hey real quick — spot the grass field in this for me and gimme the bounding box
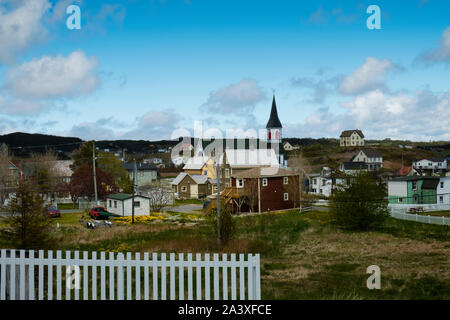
[0,209,449,299]
[417,210,450,218]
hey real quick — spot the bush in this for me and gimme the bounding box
[208,205,235,246]
[330,172,389,230]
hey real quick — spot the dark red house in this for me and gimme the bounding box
[230,167,300,213]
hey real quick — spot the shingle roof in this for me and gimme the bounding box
[171,172,188,185]
[266,95,282,128]
[106,193,132,200]
[360,148,382,158]
[190,175,209,184]
[232,167,297,179]
[340,129,364,138]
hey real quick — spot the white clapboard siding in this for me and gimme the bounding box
[0,249,261,301]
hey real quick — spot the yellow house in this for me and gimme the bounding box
[340,130,365,147]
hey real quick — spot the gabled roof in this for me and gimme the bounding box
[266,95,282,128]
[360,148,382,158]
[182,156,210,170]
[340,129,364,138]
[171,172,210,185]
[232,167,297,179]
[413,158,446,163]
[218,149,280,168]
[106,193,132,200]
[395,166,412,176]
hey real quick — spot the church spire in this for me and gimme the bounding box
[266,94,282,128]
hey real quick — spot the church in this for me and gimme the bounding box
[172,95,290,200]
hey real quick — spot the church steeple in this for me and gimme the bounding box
[266,94,282,129]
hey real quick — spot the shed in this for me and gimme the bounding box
[106,193,151,217]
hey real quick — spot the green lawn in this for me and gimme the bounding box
[0,209,449,299]
[417,210,450,218]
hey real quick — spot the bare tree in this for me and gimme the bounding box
[243,179,259,213]
[139,181,173,212]
[288,153,312,208]
[27,150,63,202]
[0,144,13,206]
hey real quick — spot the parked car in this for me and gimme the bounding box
[88,206,119,220]
[47,206,60,218]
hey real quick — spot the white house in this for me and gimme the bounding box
[413,158,447,171]
[309,167,347,197]
[437,177,450,205]
[106,193,151,216]
[351,149,383,171]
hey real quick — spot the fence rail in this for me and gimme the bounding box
[0,249,260,301]
[390,209,450,226]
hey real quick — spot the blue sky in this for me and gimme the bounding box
[1,0,450,141]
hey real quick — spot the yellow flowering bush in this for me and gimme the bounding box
[113,214,166,225]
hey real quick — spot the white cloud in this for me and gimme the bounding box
[285,88,450,141]
[0,0,51,63]
[5,51,99,99]
[201,78,265,115]
[338,57,394,95]
[417,26,450,64]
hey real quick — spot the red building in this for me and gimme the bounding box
[230,167,300,213]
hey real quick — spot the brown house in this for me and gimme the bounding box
[171,172,213,199]
[230,167,300,213]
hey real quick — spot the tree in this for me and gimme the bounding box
[208,205,235,246]
[244,179,259,213]
[69,164,119,202]
[28,150,62,201]
[330,172,389,230]
[0,144,13,206]
[71,141,132,192]
[0,181,53,249]
[288,153,312,208]
[139,181,172,212]
[97,151,132,192]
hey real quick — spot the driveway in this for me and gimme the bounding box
[163,204,203,214]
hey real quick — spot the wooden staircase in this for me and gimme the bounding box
[203,187,239,216]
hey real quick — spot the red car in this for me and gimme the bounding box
[89,206,111,220]
[47,206,61,218]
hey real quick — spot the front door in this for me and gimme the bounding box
[190,184,198,198]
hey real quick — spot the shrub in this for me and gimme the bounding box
[330,172,389,230]
[208,205,235,246]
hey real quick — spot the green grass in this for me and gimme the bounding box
[417,210,450,218]
[57,203,79,210]
[0,209,448,299]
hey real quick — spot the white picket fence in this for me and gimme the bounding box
[390,209,450,226]
[0,249,260,301]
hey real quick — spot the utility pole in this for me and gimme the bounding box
[92,140,98,205]
[132,159,136,224]
[216,161,221,246]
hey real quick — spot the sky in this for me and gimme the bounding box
[1,0,450,142]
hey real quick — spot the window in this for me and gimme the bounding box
[237,179,244,188]
[181,186,187,192]
[313,178,317,185]
[203,171,208,175]
[412,181,417,190]
[399,197,403,203]
[262,178,268,187]
[283,193,289,201]
[225,169,230,178]
[114,201,117,208]
[134,201,140,208]
[439,196,444,204]
[109,200,112,207]
[283,177,288,184]
[441,182,444,188]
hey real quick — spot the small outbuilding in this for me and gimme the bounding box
[106,193,151,217]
